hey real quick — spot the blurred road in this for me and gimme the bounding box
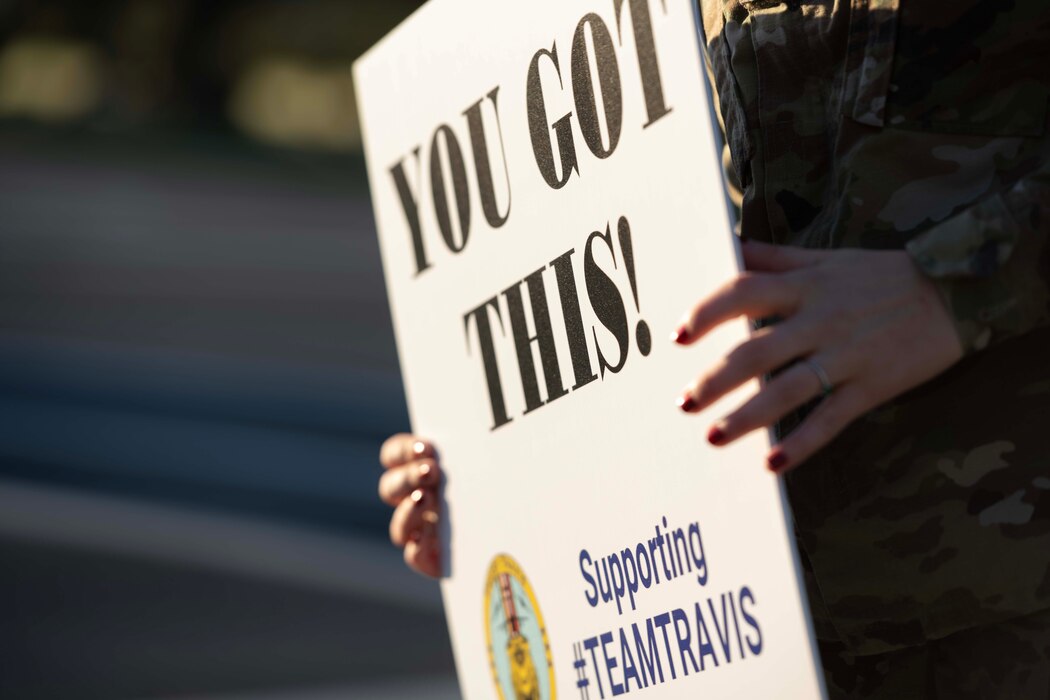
[0,535,457,699]
[0,128,405,535]
[0,128,460,698]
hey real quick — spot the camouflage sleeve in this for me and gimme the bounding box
[701,37,744,227]
[905,143,1050,353]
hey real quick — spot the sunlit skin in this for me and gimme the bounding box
[378,435,442,578]
[379,240,964,577]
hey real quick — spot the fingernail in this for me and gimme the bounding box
[410,489,425,504]
[671,327,689,344]
[422,510,440,525]
[412,441,428,456]
[677,394,699,412]
[768,450,789,473]
[418,462,433,484]
[707,425,727,446]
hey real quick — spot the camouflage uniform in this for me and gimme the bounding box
[698,0,1050,696]
[819,608,1050,698]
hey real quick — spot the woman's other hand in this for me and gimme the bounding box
[674,240,965,474]
[378,433,442,578]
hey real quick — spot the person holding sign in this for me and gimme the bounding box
[377,0,1050,697]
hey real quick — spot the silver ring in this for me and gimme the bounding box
[802,359,834,397]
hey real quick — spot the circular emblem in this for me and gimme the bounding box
[484,554,556,700]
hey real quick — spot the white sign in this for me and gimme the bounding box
[355,1,826,698]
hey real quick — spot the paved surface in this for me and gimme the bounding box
[0,132,460,698]
[0,140,407,536]
[0,531,458,699]
[153,676,461,700]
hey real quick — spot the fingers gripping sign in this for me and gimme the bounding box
[379,434,443,578]
[672,240,964,474]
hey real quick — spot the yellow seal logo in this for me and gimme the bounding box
[484,554,556,700]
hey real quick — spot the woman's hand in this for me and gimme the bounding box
[674,240,965,473]
[378,433,442,578]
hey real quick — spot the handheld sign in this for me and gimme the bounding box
[355,1,827,697]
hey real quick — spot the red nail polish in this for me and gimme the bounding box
[672,327,689,344]
[677,394,698,412]
[768,451,789,473]
[708,426,727,446]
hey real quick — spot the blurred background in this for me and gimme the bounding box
[0,1,462,697]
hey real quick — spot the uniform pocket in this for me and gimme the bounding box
[842,0,1049,136]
